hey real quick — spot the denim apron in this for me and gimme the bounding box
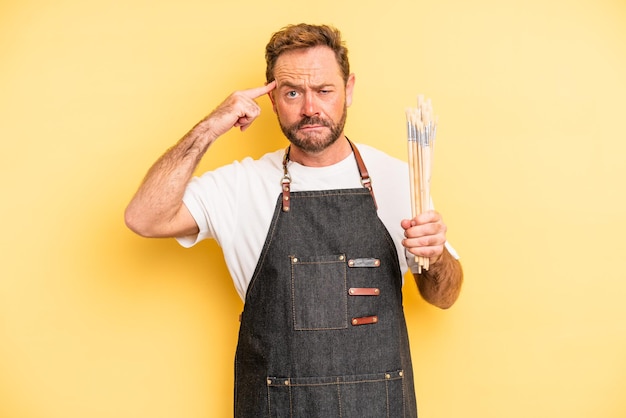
[234,141,418,417]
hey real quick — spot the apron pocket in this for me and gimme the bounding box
[267,370,406,418]
[290,254,347,330]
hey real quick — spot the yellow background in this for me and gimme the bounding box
[1,0,625,417]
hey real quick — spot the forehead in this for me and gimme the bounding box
[273,46,343,85]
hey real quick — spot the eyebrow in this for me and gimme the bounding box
[277,80,334,90]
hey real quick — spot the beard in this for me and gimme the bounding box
[278,104,348,154]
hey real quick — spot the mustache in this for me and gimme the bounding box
[296,116,331,129]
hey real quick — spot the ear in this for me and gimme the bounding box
[345,73,356,107]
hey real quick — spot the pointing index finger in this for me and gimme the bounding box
[243,80,276,99]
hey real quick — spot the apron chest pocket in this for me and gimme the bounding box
[290,254,347,330]
[267,370,406,418]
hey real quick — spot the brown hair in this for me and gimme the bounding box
[265,23,350,84]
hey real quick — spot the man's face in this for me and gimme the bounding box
[270,46,355,154]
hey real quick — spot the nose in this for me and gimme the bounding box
[301,93,320,117]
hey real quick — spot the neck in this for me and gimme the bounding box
[288,136,352,167]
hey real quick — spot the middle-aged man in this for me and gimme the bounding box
[125,23,463,417]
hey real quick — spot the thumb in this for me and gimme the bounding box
[400,219,413,230]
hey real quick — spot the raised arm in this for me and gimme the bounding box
[124,81,276,238]
[401,211,464,309]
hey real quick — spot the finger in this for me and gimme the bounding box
[412,210,441,226]
[407,244,444,261]
[405,218,445,236]
[238,117,254,131]
[403,232,446,248]
[234,116,252,130]
[242,80,276,99]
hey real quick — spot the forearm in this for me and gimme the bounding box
[124,119,215,237]
[413,247,463,309]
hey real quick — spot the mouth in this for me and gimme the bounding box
[298,124,325,131]
[297,116,329,130]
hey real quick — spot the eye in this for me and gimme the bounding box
[286,91,298,98]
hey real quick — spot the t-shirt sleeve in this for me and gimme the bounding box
[175,192,212,248]
[174,164,241,249]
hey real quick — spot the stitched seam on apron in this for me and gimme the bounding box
[267,376,404,386]
[385,378,390,418]
[337,377,343,418]
[293,191,370,199]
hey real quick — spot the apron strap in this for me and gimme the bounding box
[281,138,377,212]
[348,139,377,209]
[281,149,292,212]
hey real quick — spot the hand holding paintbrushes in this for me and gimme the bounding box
[405,95,437,273]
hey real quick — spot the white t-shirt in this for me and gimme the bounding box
[178,143,457,300]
